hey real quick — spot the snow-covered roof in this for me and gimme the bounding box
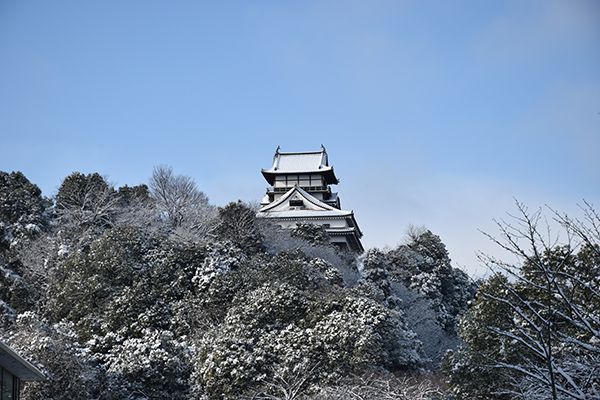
[261,146,338,185]
[261,209,352,219]
[326,227,359,235]
[0,340,45,381]
[259,186,346,214]
[257,186,362,237]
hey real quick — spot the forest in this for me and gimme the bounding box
[0,167,598,400]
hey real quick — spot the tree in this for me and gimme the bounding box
[43,226,203,398]
[0,171,51,312]
[116,184,151,206]
[355,230,476,369]
[215,200,263,253]
[55,172,119,246]
[113,184,163,234]
[385,228,477,331]
[308,371,445,400]
[260,222,360,286]
[193,276,423,399]
[291,222,330,247]
[0,171,48,232]
[442,202,600,400]
[148,166,217,242]
[3,311,127,400]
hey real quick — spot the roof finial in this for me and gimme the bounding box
[321,144,326,153]
[275,145,281,155]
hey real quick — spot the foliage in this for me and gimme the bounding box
[3,312,127,400]
[260,223,360,287]
[351,230,477,369]
[55,172,118,239]
[93,328,193,399]
[307,371,446,400]
[0,170,483,400]
[149,165,217,241]
[441,202,600,400]
[0,171,48,239]
[385,228,477,331]
[193,272,423,399]
[43,226,203,397]
[45,226,205,336]
[116,184,151,206]
[0,171,51,311]
[291,222,330,247]
[215,200,263,253]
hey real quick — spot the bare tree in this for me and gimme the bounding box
[248,364,320,400]
[307,371,445,400]
[55,172,121,247]
[149,165,217,241]
[553,199,600,257]
[474,201,600,399]
[114,184,163,234]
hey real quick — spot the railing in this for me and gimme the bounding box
[269,186,328,193]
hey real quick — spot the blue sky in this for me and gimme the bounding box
[1,0,599,275]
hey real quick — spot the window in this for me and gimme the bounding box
[287,176,299,186]
[274,176,286,188]
[299,174,310,187]
[273,174,325,188]
[290,199,304,207]
[1,368,17,400]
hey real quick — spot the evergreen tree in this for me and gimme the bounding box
[215,200,263,253]
[385,228,477,331]
[291,222,330,247]
[442,203,600,400]
[0,170,49,255]
[55,172,119,247]
[0,171,50,312]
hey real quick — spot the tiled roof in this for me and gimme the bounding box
[259,186,340,213]
[326,227,358,234]
[259,209,352,219]
[261,147,338,185]
[257,187,362,239]
[266,152,327,173]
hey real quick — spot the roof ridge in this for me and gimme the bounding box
[277,150,324,155]
[258,185,297,212]
[257,186,347,214]
[294,187,338,210]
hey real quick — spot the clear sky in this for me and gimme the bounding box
[1,0,599,276]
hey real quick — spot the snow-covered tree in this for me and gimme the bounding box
[291,222,330,247]
[308,371,445,400]
[191,252,423,399]
[385,228,477,331]
[442,202,600,400]
[54,172,121,250]
[215,200,263,253]
[0,171,49,240]
[93,328,193,399]
[0,171,51,311]
[42,226,206,397]
[3,311,127,400]
[149,165,217,241]
[113,184,162,232]
[353,228,478,368]
[0,169,469,399]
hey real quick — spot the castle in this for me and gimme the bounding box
[257,146,363,252]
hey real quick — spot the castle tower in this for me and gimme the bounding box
[257,146,364,252]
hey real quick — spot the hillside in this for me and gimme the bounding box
[1,169,597,400]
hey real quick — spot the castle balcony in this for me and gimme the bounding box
[267,186,329,194]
